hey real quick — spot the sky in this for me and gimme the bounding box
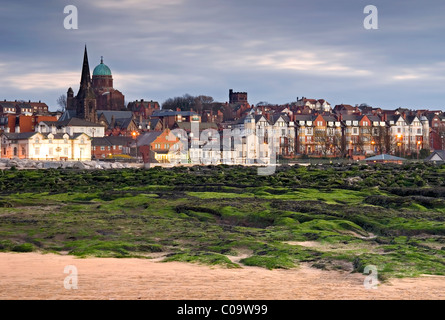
[1,0,445,111]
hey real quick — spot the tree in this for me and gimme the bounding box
[314,129,330,156]
[332,131,345,157]
[57,94,67,112]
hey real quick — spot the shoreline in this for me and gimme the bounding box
[0,252,444,300]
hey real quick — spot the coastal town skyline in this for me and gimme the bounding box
[2,0,445,110]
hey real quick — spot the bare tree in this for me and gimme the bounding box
[332,131,344,157]
[314,129,330,156]
[56,94,67,112]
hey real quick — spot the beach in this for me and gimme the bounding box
[0,252,443,300]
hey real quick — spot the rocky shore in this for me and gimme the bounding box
[0,158,142,170]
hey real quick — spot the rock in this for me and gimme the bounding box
[73,161,87,170]
[101,162,112,169]
[43,162,62,169]
[346,176,363,185]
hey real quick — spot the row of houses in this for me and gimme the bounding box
[0,110,437,164]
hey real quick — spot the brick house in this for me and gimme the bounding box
[137,129,181,163]
[91,136,134,159]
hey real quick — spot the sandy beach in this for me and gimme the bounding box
[0,252,444,300]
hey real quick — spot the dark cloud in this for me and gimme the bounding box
[1,0,445,110]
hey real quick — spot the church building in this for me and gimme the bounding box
[66,46,125,124]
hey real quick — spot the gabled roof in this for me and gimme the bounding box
[42,133,70,139]
[113,118,135,129]
[149,118,162,130]
[271,114,290,125]
[254,115,270,124]
[59,109,77,121]
[97,111,133,124]
[136,131,163,147]
[366,115,382,122]
[405,115,420,124]
[425,150,445,162]
[365,154,406,161]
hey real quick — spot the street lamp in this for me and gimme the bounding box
[396,134,403,156]
[417,140,422,161]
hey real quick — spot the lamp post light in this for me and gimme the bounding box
[396,134,403,157]
[417,140,422,161]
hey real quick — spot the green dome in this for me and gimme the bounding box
[93,58,112,76]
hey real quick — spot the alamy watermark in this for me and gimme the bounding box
[363,265,379,289]
[64,265,78,290]
[64,5,78,30]
[364,5,378,30]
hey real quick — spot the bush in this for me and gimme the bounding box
[12,243,34,252]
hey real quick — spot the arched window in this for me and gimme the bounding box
[13,147,17,157]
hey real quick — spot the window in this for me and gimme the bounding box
[48,139,53,144]
[48,148,53,156]
[353,128,359,135]
[13,147,17,156]
[64,148,68,155]
[35,147,39,156]
[306,128,313,135]
[317,121,323,126]
[101,146,105,151]
[118,146,122,150]
[21,147,25,156]
[35,138,39,144]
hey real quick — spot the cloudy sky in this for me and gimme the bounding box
[1,0,445,111]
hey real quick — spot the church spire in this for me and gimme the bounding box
[80,45,91,88]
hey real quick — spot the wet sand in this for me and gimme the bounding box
[0,253,444,300]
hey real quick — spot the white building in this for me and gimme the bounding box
[1,131,91,161]
[37,118,105,138]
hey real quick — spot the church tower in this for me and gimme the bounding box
[67,46,98,123]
